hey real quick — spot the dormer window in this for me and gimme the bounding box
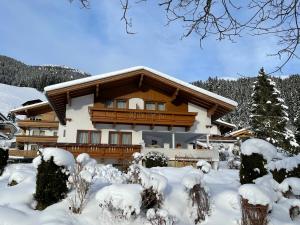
[116,99,127,109]
[157,102,166,111]
[105,99,114,108]
[145,102,156,110]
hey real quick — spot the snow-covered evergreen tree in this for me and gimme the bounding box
[295,112,300,147]
[250,68,299,155]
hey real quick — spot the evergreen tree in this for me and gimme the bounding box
[295,112,300,146]
[35,156,69,210]
[250,68,298,154]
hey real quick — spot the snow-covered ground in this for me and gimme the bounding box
[0,162,299,225]
[0,83,46,116]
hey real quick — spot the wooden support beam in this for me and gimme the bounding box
[138,74,144,88]
[67,92,71,106]
[95,84,100,97]
[172,88,179,100]
[207,104,218,117]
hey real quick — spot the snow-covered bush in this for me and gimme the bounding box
[239,184,270,225]
[278,177,300,198]
[240,139,277,184]
[96,184,143,219]
[33,148,75,210]
[269,154,300,183]
[196,160,211,173]
[146,208,176,225]
[144,152,168,168]
[182,170,210,224]
[228,156,241,170]
[0,147,8,176]
[68,153,96,214]
[139,168,167,210]
[128,163,167,210]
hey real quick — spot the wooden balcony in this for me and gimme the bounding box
[17,120,59,129]
[10,144,141,161]
[16,135,58,143]
[89,107,197,127]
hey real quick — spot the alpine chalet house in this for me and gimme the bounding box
[39,66,237,168]
[10,101,59,154]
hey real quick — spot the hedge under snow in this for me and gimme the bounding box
[241,138,277,162]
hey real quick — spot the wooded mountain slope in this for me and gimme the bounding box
[0,55,90,91]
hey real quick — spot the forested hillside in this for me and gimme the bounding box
[193,75,300,129]
[0,55,90,91]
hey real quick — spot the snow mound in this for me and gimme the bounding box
[96,184,143,218]
[279,178,300,195]
[139,168,168,193]
[94,164,126,184]
[268,154,300,172]
[33,148,75,170]
[182,170,204,189]
[239,184,272,206]
[196,160,211,173]
[241,138,277,161]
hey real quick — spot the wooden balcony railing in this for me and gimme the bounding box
[17,120,59,129]
[47,143,141,159]
[9,149,38,158]
[10,144,141,160]
[89,107,197,127]
[16,135,58,143]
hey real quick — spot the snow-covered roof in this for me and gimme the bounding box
[214,119,236,128]
[10,101,49,114]
[44,66,238,107]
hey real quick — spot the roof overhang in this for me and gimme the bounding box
[44,67,238,125]
[10,101,52,117]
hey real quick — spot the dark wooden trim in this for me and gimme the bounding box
[109,131,132,145]
[76,130,102,144]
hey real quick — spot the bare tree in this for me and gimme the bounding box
[74,0,300,73]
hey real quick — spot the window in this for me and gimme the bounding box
[91,131,101,144]
[109,132,132,145]
[53,131,57,136]
[40,130,46,136]
[145,102,156,110]
[32,130,40,136]
[76,130,101,144]
[77,130,89,144]
[31,144,39,151]
[105,99,114,108]
[116,99,127,109]
[157,103,166,111]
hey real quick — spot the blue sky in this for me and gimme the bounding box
[0,0,299,82]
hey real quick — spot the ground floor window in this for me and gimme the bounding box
[109,131,132,145]
[77,130,101,144]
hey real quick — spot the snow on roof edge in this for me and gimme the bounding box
[10,101,49,113]
[44,66,238,107]
[214,119,236,128]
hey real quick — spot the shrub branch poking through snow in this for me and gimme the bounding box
[144,152,168,168]
[128,152,168,211]
[96,184,143,219]
[33,148,75,210]
[146,208,176,225]
[182,170,210,224]
[68,153,96,214]
[240,139,277,184]
[196,160,211,174]
[0,147,8,176]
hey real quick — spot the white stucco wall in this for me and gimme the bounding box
[57,94,95,143]
[210,125,221,135]
[188,102,211,133]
